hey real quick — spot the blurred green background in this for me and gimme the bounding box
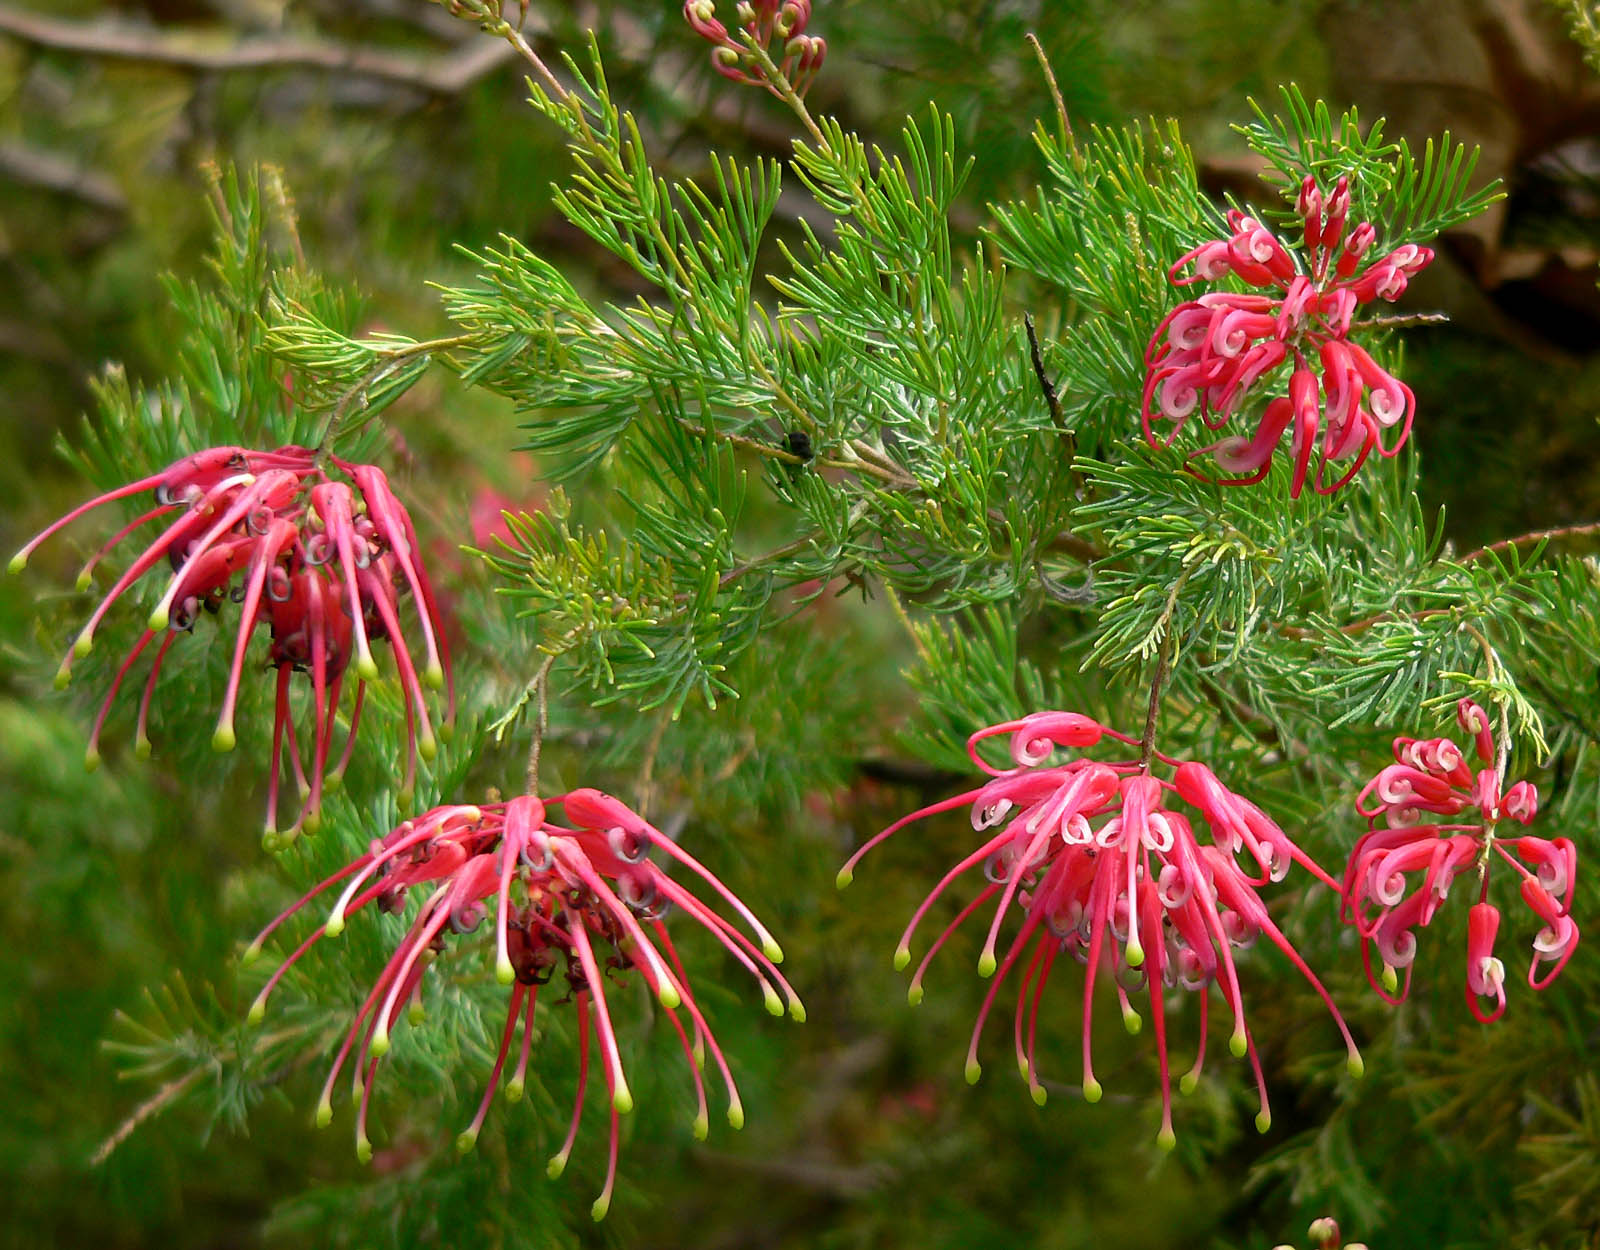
[3,1,1600,1247]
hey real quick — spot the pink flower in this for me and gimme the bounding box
[1144,175,1431,496]
[10,445,454,838]
[837,711,1360,1147]
[244,792,800,1220]
[1342,698,1579,1021]
[683,0,825,96]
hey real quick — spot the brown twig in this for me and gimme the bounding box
[90,1069,202,1167]
[1462,519,1600,565]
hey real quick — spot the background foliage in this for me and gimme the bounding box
[4,2,1600,1249]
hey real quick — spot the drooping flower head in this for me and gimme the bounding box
[838,710,1361,1147]
[1144,175,1433,497]
[1343,697,1578,1022]
[683,0,826,96]
[244,791,801,1221]
[10,445,454,838]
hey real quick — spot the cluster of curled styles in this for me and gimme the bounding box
[1343,698,1579,1023]
[837,711,1361,1148]
[243,791,802,1221]
[683,0,825,96]
[1144,174,1434,497]
[9,445,453,840]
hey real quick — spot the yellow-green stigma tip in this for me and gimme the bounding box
[83,748,100,773]
[135,736,151,760]
[301,810,322,836]
[1229,1032,1248,1059]
[496,959,515,986]
[788,999,806,1023]
[613,1087,633,1115]
[357,656,380,681]
[356,1137,373,1165]
[1157,1127,1177,1152]
[590,1198,610,1222]
[659,983,682,1009]
[1348,1053,1365,1079]
[727,1103,745,1130]
[1126,942,1144,968]
[146,608,169,633]
[53,668,71,691]
[1030,1084,1047,1107]
[418,734,437,763]
[504,1078,525,1104]
[455,1130,478,1154]
[835,868,853,889]
[892,945,911,971]
[7,552,26,575]
[212,725,236,753]
[241,942,262,966]
[408,1002,425,1026]
[1381,964,1399,993]
[397,789,415,814]
[260,830,282,853]
[1179,1072,1199,1096]
[907,984,924,1006]
[1255,1110,1271,1134]
[763,938,784,964]
[369,1032,390,1058]
[74,633,94,658]
[1083,1078,1103,1103]
[314,1100,332,1129]
[692,1111,709,1141]
[75,571,92,592]
[762,985,783,1016]
[546,1154,568,1180]
[324,914,346,938]
[425,661,445,690]
[977,951,997,978]
[1123,1010,1143,1036]
[964,1059,981,1085]
[324,771,344,793]
[247,999,266,1025]
[438,721,455,744]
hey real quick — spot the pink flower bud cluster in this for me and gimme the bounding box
[1144,175,1434,497]
[683,0,825,96]
[838,710,1361,1147]
[10,445,453,837]
[243,791,800,1221]
[1343,698,1579,1022]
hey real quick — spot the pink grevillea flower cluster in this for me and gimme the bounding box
[837,710,1361,1147]
[1144,175,1434,497]
[1343,698,1579,1023]
[683,0,826,96]
[10,445,453,838]
[244,790,801,1221]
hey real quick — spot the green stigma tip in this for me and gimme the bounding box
[1030,1084,1047,1107]
[1123,1010,1143,1036]
[369,1032,390,1058]
[504,1078,525,1104]
[964,1059,981,1085]
[301,809,321,836]
[496,959,515,986]
[546,1154,568,1180]
[613,1087,634,1115]
[1348,1053,1365,1079]
[1018,1056,1031,1078]
[455,1130,478,1155]
[397,789,414,815]
[763,938,784,964]
[789,999,806,1024]
[762,985,783,1016]
[438,721,455,744]
[324,771,344,793]
[134,736,151,760]
[8,552,26,575]
[241,942,262,966]
[893,945,911,971]
[357,656,380,681]
[146,608,169,633]
[53,669,71,691]
[1229,1032,1248,1059]
[692,1111,709,1141]
[75,571,92,592]
[407,1003,425,1026]
[907,984,924,1006]
[324,914,346,938]
[1255,1110,1271,1134]
[247,999,266,1025]
[977,951,997,978]
[261,831,282,853]
[1083,1078,1103,1104]
[74,633,95,658]
[1381,964,1399,993]
[83,748,100,773]
[315,1100,333,1129]
[727,1103,745,1131]
[355,1137,373,1165]
[425,661,445,690]
[591,1197,611,1222]
[212,725,236,753]
[1157,1127,1177,1152]
[1126,941,1144,968]
[659,983,681,1010]
[418,734,437,763]
[1179,1072,1199,1096]
[835,868,853,890]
